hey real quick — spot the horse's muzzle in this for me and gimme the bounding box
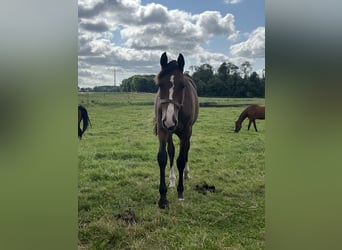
[162,119,178,133]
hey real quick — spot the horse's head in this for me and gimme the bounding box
[156,52,186,133]
[234,121,242,132]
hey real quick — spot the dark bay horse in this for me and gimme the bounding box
[154,52,199,209]
[235,104,265,132]
[78,105,91,139]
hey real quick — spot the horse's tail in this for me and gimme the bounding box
[78,105,91,136]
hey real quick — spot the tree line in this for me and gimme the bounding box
[79,61,265,98]
[191,61,265,98]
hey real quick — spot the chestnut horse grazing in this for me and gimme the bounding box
[154,52,199,209]
[235,104,265,132]
[78,105,91,139]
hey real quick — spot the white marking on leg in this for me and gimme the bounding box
[169,165,176,187]
[184,162,190,179]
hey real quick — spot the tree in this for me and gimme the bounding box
[195,79,207,96]
[216,62,242,97]
[227,62,239,75]
[121,77,135,92]
[119,61,265,98]
[217,62,229,81]
[209,76,227,97]
[191,64,214,96]
[133,75,156,93]
[120,75,157,93]
[240,61,252,78]
[192,64,214,84]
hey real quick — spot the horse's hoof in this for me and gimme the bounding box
[158,199,168,209]
[178,193,184,201]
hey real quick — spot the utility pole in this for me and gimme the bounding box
[113,68,116,86]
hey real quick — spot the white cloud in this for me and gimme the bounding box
[223,0,243,4]
[78,0,263,87]
[230,27,265,58]
[136,3,169,24]
[194,11,236,38]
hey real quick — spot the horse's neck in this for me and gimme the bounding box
[237,110,248,123]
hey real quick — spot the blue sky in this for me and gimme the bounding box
[78,0,265,87]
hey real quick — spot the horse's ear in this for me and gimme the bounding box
[177,53,185,72]
[160,52,168,69]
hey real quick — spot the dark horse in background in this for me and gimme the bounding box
[235,104,265,132]
[78,105,91,139]
[154,52,199,209]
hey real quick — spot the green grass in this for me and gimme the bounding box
[78,92,265,249]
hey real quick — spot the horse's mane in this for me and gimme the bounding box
[237,106,249,122]
[184,73,197,90]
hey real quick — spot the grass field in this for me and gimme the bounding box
[78,92,265,249]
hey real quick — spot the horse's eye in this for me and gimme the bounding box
[179,83,185,89]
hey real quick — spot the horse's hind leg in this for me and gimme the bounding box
[184,163,190,179]
[167,136,176,187]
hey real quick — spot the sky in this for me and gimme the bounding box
[78,0,265,88]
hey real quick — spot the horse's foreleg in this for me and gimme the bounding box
[158,140,168,209]
[177,138,190,200]
[167,137,176,187]
[253,120,258,132]
[247,119,252,130]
